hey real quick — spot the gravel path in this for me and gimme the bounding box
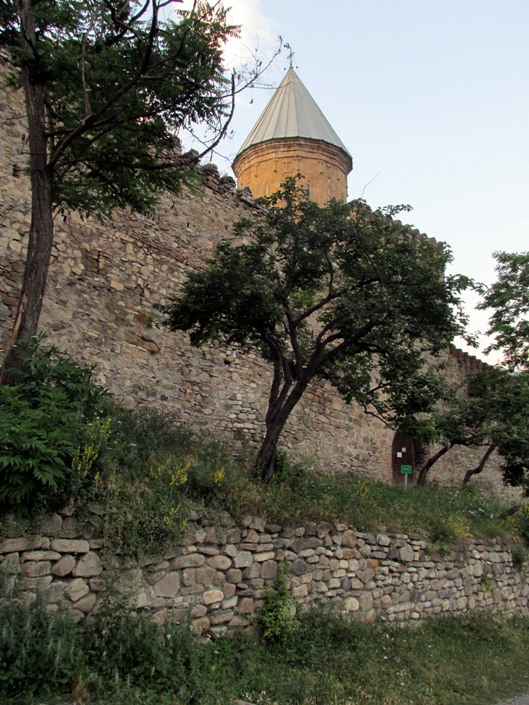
[497,696,529,705]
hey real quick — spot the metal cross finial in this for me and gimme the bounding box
[284,42,295,68]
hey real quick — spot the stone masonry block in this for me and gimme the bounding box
[51,539,90,554]
[203,589,224,605]
[72,551,102,578]
[154,572,180,598]
[65,578,89,602]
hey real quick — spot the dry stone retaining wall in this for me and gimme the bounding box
[1,512,527,634]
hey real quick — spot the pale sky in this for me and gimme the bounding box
[179,1,529,362]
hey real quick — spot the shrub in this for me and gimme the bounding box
[0,588,82,697]
[255,564,299,645]
[81,600,199,698]
[0,336,107,511]
[98,454,190,555]
[506,501,529,545]
[87,407,237,554]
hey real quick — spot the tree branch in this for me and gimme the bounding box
[416,445,451,485]
[462,444,497,485]
[48,0,160,168]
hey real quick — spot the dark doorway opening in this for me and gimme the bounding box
[392,430,416,484]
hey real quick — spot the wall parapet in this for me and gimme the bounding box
[1,511,527,636]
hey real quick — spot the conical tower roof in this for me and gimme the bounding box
[236,67,351,160]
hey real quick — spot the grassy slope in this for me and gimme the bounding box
[4,406,529,705]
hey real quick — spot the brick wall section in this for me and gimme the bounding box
[1,512,527,634]
[0,57,516,497]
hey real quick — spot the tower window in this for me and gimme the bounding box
[306,181,312,198]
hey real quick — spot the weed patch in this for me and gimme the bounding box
[0,586,82,698]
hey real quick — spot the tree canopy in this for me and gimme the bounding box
[162,178,472,481]
[464,250,529,494]
[415,367,529,488]
[412,249,529,492]
[1,0,239,215]
[0,0,268,382]
[479,251,529,371]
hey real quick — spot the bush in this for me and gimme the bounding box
[0,336,107,511]
[0,588,82,697]
[255,564,299,645]
[506,501,529,545]
[97,454,190,555]
[85,406,237,554]
[81,601,200,699]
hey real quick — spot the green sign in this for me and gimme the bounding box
[401,465,413,475]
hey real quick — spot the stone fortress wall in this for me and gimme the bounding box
[1,511,527,634]
[0,57,512,496]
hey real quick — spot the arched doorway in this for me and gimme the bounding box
[391,430,417,484]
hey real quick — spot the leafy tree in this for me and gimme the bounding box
[449,250,529,493]
[479,251,529,371]
[416,367,529,486]
[414,249,529,491]
[0,0,269,383]
[162,178,471,481]
[0,336,107,510]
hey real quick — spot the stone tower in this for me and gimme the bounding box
[232,67,352,206]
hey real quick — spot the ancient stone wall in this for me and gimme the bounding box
[1,512,527,634]
[0,57,514,496]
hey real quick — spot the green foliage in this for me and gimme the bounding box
[460,369,529,490]
[505,502,529,545]
[203,445,509,544]
[0,588,82,697]
[5,598,529,705]
[163,177,473,479]
[455,249,529,489]
[0,335,105,408]
[0,356,517,550]
[413,365,529,488]
[0,336,107,511]
[81,601,200,699]
[78,405,236,554]
[0,0,268,372]
[482,371,529,489]
[91,408,512,546]
[0,0,237,217]
[97,404,196,481]
[255,564,299,645]
[0,385,79,505]
[479,251,529,371]
[94,408,514,547]
[97,452,190,555]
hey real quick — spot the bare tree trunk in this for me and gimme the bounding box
[1,0,53,385]
[416,445,450,485]
[462,444,496,485]
[257,417,284,483]
[258,375,311,482]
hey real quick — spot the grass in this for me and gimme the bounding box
[3,596,529,705]
[3,401,529,705]
[77,403,523,554]
[231,610,529,705]
[4,341,529,705]
[2,348,524,552]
